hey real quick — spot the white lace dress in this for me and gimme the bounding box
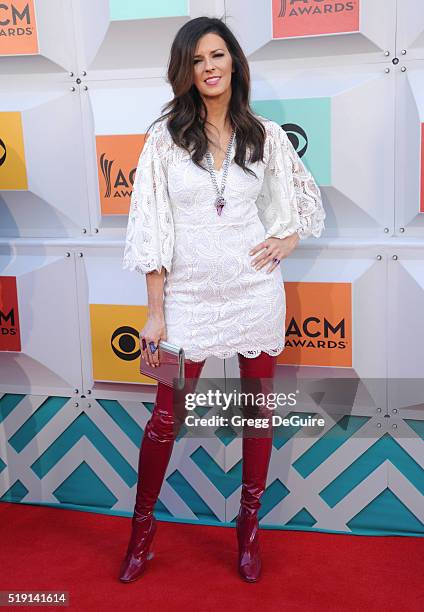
[122,114,326,362]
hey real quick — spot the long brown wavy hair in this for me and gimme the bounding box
[146,16,266,179]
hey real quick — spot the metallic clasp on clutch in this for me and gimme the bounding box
[139,339,186,390]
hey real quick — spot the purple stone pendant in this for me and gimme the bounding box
[215,196,226,216]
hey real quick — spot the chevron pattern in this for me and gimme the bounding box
[0,393,423,536]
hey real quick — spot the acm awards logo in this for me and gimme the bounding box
[278,0,355,17]
[0,306,18,336]
[285,315,347,350]
[281,282,351,367]
[0,2,33,35]
[0,276,21,351]
[96,133,145,213]
[99,153,137,200]
[0,308,17,336]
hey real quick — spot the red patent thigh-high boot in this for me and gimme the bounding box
[119,358,206,583]
[235,351,277,583]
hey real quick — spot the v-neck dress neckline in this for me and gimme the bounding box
[207,135,236,173]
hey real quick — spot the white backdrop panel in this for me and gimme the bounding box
[282,244,387,380]
[226,0,396,66]
[0,0,76,75]
[0,244,82,394]
[395,61,424,236]
[82,79,174,237]
[396,0,424,60]
[0,85,90,238]
[72,0,226,77]
[250,64,395,238]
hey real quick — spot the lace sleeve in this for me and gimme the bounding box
[255,120,326,240]
[122,120,174,275]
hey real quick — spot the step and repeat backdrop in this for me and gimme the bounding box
[0,0,423,536]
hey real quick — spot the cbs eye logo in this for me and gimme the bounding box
[0,139,6,166]
[282,123,308,158]
[111,326,141,361]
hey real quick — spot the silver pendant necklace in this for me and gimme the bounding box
[205,129,236,216]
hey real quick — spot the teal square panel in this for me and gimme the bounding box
[252,97,331,186]
[109,0,188,21]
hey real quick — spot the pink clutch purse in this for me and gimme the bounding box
[139,339,186,389]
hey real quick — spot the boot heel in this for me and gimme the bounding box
[236,507,262,582]
[119,515,157,583]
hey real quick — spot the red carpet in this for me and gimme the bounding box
[0,502,422,612]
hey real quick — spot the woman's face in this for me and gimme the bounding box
[192,32,233,99]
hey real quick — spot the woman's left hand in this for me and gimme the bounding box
[249,232,300,274]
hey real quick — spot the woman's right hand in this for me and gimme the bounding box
[139,312,167,368]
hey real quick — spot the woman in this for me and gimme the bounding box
[120,16,325,583]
